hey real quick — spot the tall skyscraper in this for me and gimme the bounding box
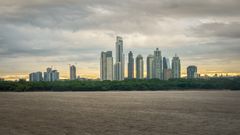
[114,36,125,81]
[100,51,113,81]
[136,55,144,79]
[172,54,181,79]
[70,65,77,80]
[187,65,198,79]
[163,57,169,70]
[163,57,172,80]
[44,67,59,82]
[29,72,43,82]
[128,51,134,79]
[153,48,163,80]
[147,54,154,79]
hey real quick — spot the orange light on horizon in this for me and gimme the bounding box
[1,72,240,81]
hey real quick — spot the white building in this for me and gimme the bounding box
[100,51,113,81]
[153,48,163,80]
[51,70,59,81]
[172,54,181,79]
[44,67,59,82]
[29,72,43,82]
[114,36,125,81]
[147,54,154,79]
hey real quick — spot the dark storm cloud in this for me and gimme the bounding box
[1,0,240,32]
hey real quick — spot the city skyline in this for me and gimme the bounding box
[2,36,240,80]
[0,0,240,80]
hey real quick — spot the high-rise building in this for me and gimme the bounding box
[44,68,52,82]
[128,51,134,79]
[70,65,77,80]
[163,57,172,80]
[100,51,113,81]
[147,54,154,79]
[172,54,181,79]
[136,55,144,79]
[114,36,125,81]
[163,57,171,70]
[163,57,167,70]
[187,65,198,79]
[153,48,163,80]
[51,70,59,81]
[29,72,43,82]
[44,67,59,82]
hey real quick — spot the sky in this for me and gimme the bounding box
[0,0,240,80]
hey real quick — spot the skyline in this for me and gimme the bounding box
[1,35,240,80]
[0,0,240,80]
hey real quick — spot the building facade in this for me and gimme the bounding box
[136,55,144,79]
[172,54,181,79]
[128,51,134,79]
[70,65,77,80]
[114,36,125,81]
[163,57,170,70]
[153,48,163,80]
[163,57,172,80]
[187,65,198,79]
[147,54,154,79]
[100,51,113,81]
[29,72,43,82]
[44,67,59,82]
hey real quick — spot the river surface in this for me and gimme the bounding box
[0,91,240,135]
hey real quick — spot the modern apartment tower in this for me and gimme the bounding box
[128,51,134,79]
[100,51,113,81]
[153,48,163,80]
[114,36,125,81]
[136,55,144,79]
[187,65,198,79]
[163,57,172,80]
[70,65,77,80]
[172,54,181,79]
[147,54,154,79]
[44,67,59,82]
[163,57,170,70]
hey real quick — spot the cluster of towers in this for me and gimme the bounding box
[29,67,59,82]
[127,49,181,80]
[29,65,79,82]
[100,36,125,81]
[100,36,181,81]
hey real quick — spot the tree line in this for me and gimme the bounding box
[0,77,239,92]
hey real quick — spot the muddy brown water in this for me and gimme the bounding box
[0,91,240,135]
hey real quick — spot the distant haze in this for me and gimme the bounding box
[0,0,240,80]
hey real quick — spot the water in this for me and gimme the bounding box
[0,91,240,135]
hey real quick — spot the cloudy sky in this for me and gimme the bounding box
[0,0,240,80]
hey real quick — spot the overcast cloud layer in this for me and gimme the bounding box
[0,0,240,79]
